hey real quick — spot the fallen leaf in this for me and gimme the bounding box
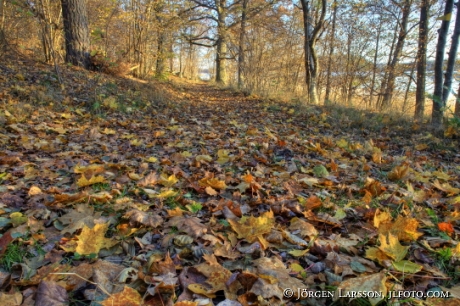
[124,209,163,228]
[378,233,408,262]
[438,222,454,234]
[35,280,68,306]
[101,286,143,306]
[228,211,274,243]
[60,223,118,255]
[334,273,387,305]
[392,260,423,273]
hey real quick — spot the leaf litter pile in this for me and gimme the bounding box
[1,62,460,306]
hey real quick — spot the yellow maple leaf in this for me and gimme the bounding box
[378,216,423,242]
[392,260,423,273]
[199,177,227,190]
[406,182,427,203]
[288,249,310,257]
[373,209,391,228]
[372,147,382,164]
[216,149,230,164]
[181,151,192,157]
[145,156,158,163]
[264,126,277,140]
[61,223,117,255]
[387,164,410,181]
[432,170,451,181]
[336,138,348,149]
[378,233,408,262]
[155,189,178,198]
[433,180,460,196]
[365,247,391,265]
[74,164,105,174]
[452,243,460,259]
[101,128,116,135]
[158,173,178,187]
[128,172,141,180]
[187,284,216,298]
[130,139,143,146]
[196,155,213,162]
[77,175,106,187]
[228,210,274,243]
[50,126,67,134]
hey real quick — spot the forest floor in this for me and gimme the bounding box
[0,59,460,306]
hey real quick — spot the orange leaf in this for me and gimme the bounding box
[101,286,143,306]
[277,139,287,147]
[305,195,322,210]
[205,186,218,195]
[242,173,254,183]
[362,190,372,205]
[438,222,454,234]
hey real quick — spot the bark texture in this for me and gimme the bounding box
[61,0,90,69]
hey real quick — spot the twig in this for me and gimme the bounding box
[49,272,112,297]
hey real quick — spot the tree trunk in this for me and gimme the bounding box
[169,41,174,73]
[377,21,398,108]
[61,0,90,69]
[215,0,228,84]
[381,0,411,109]
[441,4,460,107]
[324,0,337,104]
[156,31,167,78]
[0,0,6,50]
[403,61,416,112]
[300,0,326,105]
[432,0,454,129]
[237,0,248,89]
[344,32,352,105]
[369,21,382,108]
[415,0,429,122]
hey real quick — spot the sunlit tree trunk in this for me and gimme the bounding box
[215,0,228,84]
[403,61,416,112]
[415,0,429,122]
[377,21,398,108]
[237,0,248,89]
[324,0,337,104]
[369,21,382,108]
[432,0,454,129]
[441,5,460,107]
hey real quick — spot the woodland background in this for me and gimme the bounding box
[0,0,459,129]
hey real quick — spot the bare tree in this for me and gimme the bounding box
[380,0,412,109]
[300,0,326,104]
